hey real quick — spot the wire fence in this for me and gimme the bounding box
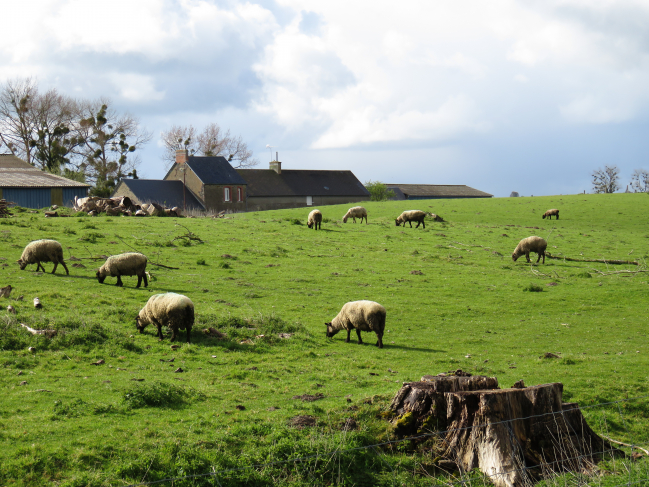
[121,394,649,487]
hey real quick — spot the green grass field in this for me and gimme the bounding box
[1,194,648,486]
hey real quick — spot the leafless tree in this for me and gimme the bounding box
[160,122,258,169]
[0,77,39,163]
[591,165,620,194]
[630,169,649,193]
[75,99,151,196]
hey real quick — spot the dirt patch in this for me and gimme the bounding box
[340,418,358,431]
[292,393,325,402]
[289,415,316,428]
[410,270,423,275]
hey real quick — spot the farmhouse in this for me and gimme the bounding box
[114,150,247,213]
[386,183,492,200]
[237,160,369,211]
[114,152,369,213]
[0,154,89,208]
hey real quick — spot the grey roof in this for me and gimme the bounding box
[386,184,493,198]
[0,154,89,188]
[114,179,205,210]
[236,169,370,197]
[164,156,247,185]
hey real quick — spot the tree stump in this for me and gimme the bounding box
[389,375,622,487]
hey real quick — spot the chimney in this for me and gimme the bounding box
[175,149,189,164]
[270,160,282,174]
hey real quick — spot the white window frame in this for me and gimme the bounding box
[306,196,313,206]
[224,187,231,202]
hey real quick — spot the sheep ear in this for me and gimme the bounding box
[324,322,331,326]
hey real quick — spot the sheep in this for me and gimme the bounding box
[96,252,148,287]
[325,300,386,348]
[512,236,547,264]
[136,293,194,343]
[395,210,427,228]
[307,209,323,230]
[342,206,368,224]
[542,209,560,220]
[18,239,69,275]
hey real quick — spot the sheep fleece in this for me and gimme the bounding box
[98,253,147,279]
[138,293,194,333]
[19,239,69,274]
[512,236,547,263]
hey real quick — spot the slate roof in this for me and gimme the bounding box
[386,184,492,199]
[236,169,370,197]
[164,156,247,185]
[0,154,89,188]
[114,179,205,210]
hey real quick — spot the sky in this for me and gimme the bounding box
[2,0,649,197]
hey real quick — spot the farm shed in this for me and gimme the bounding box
[386,184,492,200]
[0,154,89,208]
[112,179,205,211]
[237,160,369,211]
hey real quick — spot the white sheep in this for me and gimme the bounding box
[542,209,560,220]
[325,300,386,348]
[342,206,368,224]
[136,293,195,343]
[96,253,148,287]
[18,240,69,275]
[307,209,323,230]
[512,236,547,264]
[395,210,427,228]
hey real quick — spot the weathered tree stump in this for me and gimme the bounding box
[389,375,622,487]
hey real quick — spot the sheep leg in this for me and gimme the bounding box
[186,327,191,343]
[136,275,142,288]
[143,272,149,288]
[376,334,383,348]
[525,251,531,263]
[345,329,351,343]
[151,318,164,340]
[408,221,412,228]
[51,262,59,274]
[356,329,363,345]
[60,260,69,275]
[170,329,177,342]
[36,262,46,272]
[116,275,124,287]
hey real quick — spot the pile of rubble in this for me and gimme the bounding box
[73,196,180,217]
[0,199,12,217]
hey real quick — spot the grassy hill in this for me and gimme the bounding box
[1,194,648,486]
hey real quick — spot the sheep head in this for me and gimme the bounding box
[325,322,339,338]
[342,215,348,223]
[395,218,402,226]
[17,259,28,270]
[511,252,520,262]
[135,316,146,333]
[307,221,313,228]
[96,270,106,283]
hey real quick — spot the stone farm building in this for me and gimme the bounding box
[386,184,492,200]
[114,150,369,212]
[0,154,89,208]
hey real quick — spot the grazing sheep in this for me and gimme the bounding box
[342,206,368,224]
[395,210,427,229]
[512,236,547,264]
[542,209,560,220]
[307,209,323,230]
[18,240,69,275]
[136,293,194,343]
[96,253,148,287]
[325,300,386,348]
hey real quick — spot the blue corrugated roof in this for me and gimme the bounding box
[115,179,205,210]
[185,156,247,185]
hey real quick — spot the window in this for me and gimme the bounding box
[224,187,231,202]
[237,187,243,202]
[306,196,313,206]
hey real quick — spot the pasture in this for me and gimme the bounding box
[0,193,648,486]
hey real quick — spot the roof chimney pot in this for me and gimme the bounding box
[270,160,282,174]
[175,149,189,164]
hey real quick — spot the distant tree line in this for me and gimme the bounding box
[592,165,649,194]
[0,78,258,197]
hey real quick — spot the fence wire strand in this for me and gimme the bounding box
[121,393,649,487]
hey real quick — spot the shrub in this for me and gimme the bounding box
[122,382,205,409]
[522,283,544,292]
[197,258,206,266]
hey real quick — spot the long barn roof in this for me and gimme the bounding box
[236,169,369,197]
[386,184,492,198]
[0,154,89,188]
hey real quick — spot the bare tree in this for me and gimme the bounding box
[0,77,39,163]
[75,100,151,196]
[630,169,649,193]
[160,122,258,169]
[592,165,620,193]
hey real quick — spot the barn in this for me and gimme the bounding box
[0,154,89,208]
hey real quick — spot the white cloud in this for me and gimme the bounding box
[109,73,166,102]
